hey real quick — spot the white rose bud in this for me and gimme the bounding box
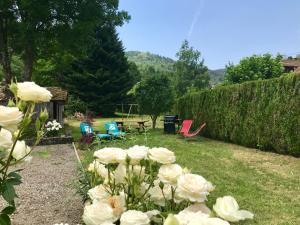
[0,128,13,149]
[12,140,31,160]
[120,210,150,225]
[148,147,176,164]
[0,106,23,131]
[17,82,52,103]
[213,196,254,222]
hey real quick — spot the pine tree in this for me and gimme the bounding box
[61,25,134,115]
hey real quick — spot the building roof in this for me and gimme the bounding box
[282,59,300,67]
[0,86,68,102]
[46,87,68,101]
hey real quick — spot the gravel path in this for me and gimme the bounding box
[1,144,83,225]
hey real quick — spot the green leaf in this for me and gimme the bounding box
[1,206,15,215]
[7,171,22,180]
[0,214,11,225]
[2,183,17,204]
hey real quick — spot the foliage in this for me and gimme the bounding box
[61,25,135,116]
[65,95,87,116]
[126,51,224,86]
[176,74,300,156]
[174,40,210,96]
[134,74,174,128]
[224,54,284,84]
[0,0,130,83]
[0,82,49,224]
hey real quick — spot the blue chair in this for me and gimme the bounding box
[105,122,126,139]
[80,123,111,141]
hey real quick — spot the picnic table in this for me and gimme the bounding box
[116,120,149,133]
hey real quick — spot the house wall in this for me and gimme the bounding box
[35,101,65,126]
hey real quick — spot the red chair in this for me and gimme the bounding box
[178,120,193,134]
[183,123,206,138]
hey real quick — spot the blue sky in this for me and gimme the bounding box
[118,0,300,69]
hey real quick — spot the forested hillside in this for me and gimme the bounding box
[126,51,225,85]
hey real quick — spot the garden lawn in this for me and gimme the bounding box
[67,119,300,225]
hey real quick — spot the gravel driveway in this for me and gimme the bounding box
[0,144,83,225]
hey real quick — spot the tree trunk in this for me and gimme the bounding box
[151,115,158,129]
[23,45,35,81]
[0,14,13,85]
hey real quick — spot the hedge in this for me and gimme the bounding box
[175,74,300,156]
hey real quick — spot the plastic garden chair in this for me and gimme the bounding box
[80,122,111,143]
[105,122,126,139]
[178,120,193,134]
[183,122,206,138]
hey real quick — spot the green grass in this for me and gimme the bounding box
[66,119,300,225]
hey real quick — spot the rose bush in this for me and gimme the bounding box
[0,81,50,224]
[81,145,254,225]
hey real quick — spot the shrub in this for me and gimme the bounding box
[175,74,300,156]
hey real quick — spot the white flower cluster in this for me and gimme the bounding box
[46,120,62,132]
[83,146,254,225]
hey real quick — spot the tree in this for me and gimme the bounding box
[174,40,210,96]
[135,74,174,128]
[0,0,129,83]
[224,54,284,84]
[61,25,134,116]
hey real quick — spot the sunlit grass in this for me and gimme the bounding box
[66,119,300,225]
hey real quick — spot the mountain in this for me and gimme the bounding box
[126,51,175,73]
[126,51,225,85]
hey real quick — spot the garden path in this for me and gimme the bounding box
[1,144,82,225]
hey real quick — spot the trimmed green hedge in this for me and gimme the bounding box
[175,74,300,156]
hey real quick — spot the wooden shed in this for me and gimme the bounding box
[38,87,68,126]
[0,86,68,126]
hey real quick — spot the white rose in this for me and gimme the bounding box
[148,147,175,164]
[188,218,230,225]
[158,164,183,185]
[148,181,172,206]
[175,203,211,225]
[182,203,211,216]
[94,148,126,164]
[17,82,52,103]
[213,196,254,222]
[0,128,13,149]
[82,201,118,225]
[177,174,213,202]
[12,140,31,160]
[114,164,127,184]
[0,106,23,131]
[87,185,110,202]
[164,214,180,225]
[87,160,108,178]
[127,145,148,165]
[120,210,150,225]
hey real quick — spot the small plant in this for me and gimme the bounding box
[45,120,62,137]
[80,146,254,225]
[0,81,52,224]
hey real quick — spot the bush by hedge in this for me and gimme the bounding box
[175,74,300,156]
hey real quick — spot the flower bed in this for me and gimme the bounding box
[26,136,73,146]
[80,146,254,225]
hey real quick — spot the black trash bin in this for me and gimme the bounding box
[163,115,179,134]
